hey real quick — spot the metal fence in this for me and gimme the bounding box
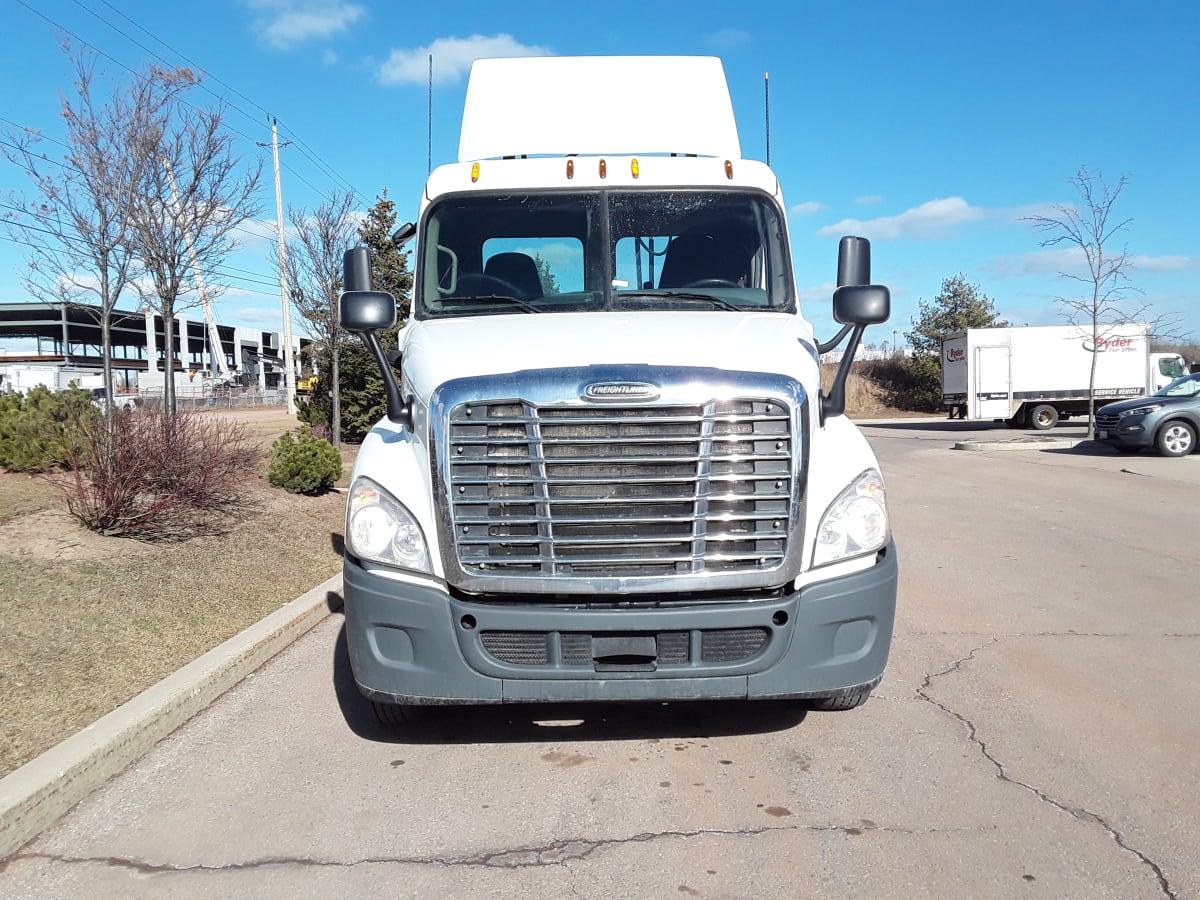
[135,388,288,411]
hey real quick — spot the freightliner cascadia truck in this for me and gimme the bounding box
[337,56,897,722]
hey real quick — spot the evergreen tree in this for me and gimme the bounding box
[887,274,1007,411]
[906,274,1007,356]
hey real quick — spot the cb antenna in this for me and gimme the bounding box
[427,54,433,174]
[764,72,771,166]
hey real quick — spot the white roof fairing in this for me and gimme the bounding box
[457,56,742,162]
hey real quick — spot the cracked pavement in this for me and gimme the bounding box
[2,421,1197,898]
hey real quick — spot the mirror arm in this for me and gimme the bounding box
[816,324,854,356]
[820,324,867,422]
[356,331,412,428]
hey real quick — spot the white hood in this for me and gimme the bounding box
[400,310,817,400]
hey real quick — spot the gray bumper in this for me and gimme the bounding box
[343,541,897,705]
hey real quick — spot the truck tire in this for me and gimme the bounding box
[1028,404,1058,431]
[807,686,873,711]
[371,700,425,725]
[1156,421,1196,458]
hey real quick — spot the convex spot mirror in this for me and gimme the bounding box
[833,284,890,326]
[340,291,398,333]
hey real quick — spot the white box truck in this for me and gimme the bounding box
[941,324,1188,429]
[336,56,897,721]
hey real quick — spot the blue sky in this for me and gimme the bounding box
[3,0,1198,348]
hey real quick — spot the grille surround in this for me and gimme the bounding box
[431,365,808,594]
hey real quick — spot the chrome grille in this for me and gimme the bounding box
[1095,413,1120,430]
[447,397,793,579]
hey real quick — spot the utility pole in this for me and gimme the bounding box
[263,119,297,415]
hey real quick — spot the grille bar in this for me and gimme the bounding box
[447,394,794,580]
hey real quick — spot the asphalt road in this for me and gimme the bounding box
[2,419,1197,899]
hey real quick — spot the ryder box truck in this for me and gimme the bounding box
[336,56,897,721]
[941,324,1188,430]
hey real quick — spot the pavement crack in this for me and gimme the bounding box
[917,637,1178,900]
[2,823,990,876]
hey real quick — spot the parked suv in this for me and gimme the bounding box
[1095,373,1200,457]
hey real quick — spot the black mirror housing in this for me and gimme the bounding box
[340,290,398,333]
[833,284,890,326]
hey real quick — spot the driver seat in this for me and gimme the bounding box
[658,233,751,289]
[484,252,544,301]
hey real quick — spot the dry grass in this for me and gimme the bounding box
[0,409,355,777]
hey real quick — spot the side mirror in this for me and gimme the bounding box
[340,247,411,429]
[833,284,890,326]
[339,291,398,333]
[392,222,417,248]
[820,237,891,421]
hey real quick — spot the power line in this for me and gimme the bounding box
[13,0,368,210]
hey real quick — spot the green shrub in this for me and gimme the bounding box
[268,431,342,495]
[0,386,98,473]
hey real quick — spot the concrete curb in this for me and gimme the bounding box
[0,573,342,859]
[952,438,1086,452]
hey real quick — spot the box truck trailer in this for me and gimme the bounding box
[941,324,1188,429]
[336,56,898,721]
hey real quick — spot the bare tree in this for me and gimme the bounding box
[1025,166,1151,438]
[129,81,261,414]
[1,47,181,421]
[286,190,358,447]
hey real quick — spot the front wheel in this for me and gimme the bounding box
[1028,404,1059,431]
[371,700,426,725]
[807,686,873,711]
[1156,421,1196,458]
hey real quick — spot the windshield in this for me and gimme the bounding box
[415,189,792,319]
[1155,372,1200,398]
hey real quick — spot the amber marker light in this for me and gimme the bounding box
[566,159,574,179]
[599,159,607,179]
[631,158,640,178]
[724,160,733,180]
[471,162,480,182]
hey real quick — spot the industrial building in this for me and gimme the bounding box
[0,301,300,393]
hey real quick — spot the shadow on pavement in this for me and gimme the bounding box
[330,622,810,744]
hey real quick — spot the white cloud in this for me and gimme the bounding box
[1130,254,1200,272]
[378,34,552,87]
[983,248,1085,279]
[706,29,752,48]
[322,49,339,66]
[855,195,884,206]
[818,197,985,240]
[245,1,365,50]
[789,201,824,218]
[985,249,1200,280]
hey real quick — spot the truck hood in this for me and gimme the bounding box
[400,310,817,400]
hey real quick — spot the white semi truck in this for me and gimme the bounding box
[337,56,897,720]
[941,324,1189,429]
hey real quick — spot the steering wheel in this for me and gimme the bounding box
[682,278,740,289]
[452,273,524,299]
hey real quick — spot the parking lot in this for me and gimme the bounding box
[1,418,1196,899]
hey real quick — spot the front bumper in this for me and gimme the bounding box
[1096,417,1154,448]
[343,541,897,705]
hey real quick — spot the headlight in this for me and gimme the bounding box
[1119,404,1161,417]
[346,477,431,573]
[813,469,889,567]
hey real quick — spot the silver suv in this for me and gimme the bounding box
[1095,373,1200,457]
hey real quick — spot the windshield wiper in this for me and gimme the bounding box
[447,294,543,313]
[617,291,742,311]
